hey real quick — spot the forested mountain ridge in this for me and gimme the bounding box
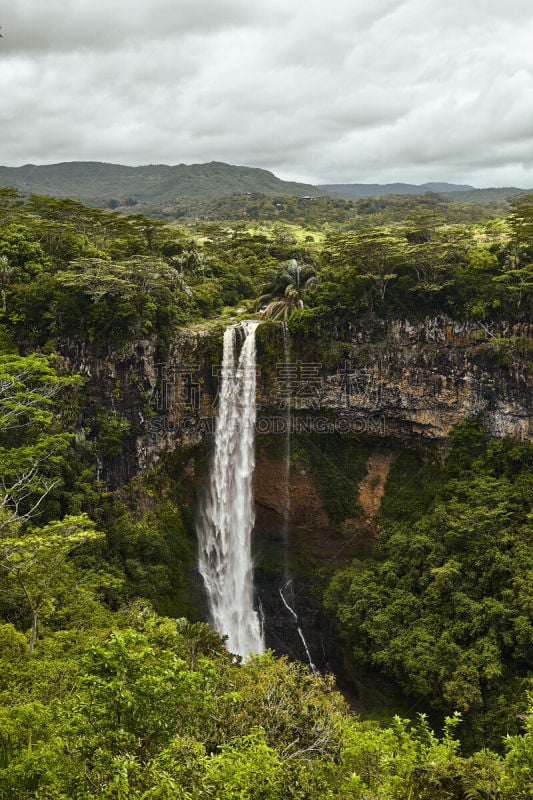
[0,161,528,212]
[0,161,324,205]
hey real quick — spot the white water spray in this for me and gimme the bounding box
[197,321,264,658]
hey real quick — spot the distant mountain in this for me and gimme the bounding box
[318,181,475,199]
[441,187,527,203]
[0,161,323,205]
[0,162,528,210]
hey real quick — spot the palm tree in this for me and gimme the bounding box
[256,259,317,321]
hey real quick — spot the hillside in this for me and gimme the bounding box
[175,190,509,225]
[320,182,529,205]
[318,181,475,198]
[444,186,527,203]
[0,160,323,205]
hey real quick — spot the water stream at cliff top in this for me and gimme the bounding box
[197,321,264,658]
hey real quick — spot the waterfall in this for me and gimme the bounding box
[281,321,291,585]
[279,581,316,673]
[197,321,264,658]
[278,323,316,672]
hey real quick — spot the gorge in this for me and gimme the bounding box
[53,314,532,674]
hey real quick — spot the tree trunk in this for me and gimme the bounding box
[29,610,38,656]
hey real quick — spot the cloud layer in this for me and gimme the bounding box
[1,0,533,186]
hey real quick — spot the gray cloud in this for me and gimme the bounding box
[1,0,533,186]
[0,0,255,52]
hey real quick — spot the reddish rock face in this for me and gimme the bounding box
[253,453,329,530]
[251,448,390,673]
[358,451,395,521]
[252,448,396,570]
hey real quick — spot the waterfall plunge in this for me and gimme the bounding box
[197,322,264,658]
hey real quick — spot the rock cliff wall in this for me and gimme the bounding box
[56,316,531,487]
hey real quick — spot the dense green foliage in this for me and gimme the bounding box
[0,345,194,630]
[1,608,532,799]
[326,421,533,751]
[0,190,303,351]
[184,190,514,227]
[297,199,533,323]
[2,188,532,356]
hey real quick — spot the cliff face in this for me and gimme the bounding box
[54,315,531,669]
[56,315,531,486]
[258,316,531,441]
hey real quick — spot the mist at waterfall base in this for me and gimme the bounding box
[197,322,265,658]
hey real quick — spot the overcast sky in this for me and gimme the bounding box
[1,0,533,186]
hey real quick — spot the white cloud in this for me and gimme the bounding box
[0,0,532,186]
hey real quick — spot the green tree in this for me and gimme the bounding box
[500,693,533,799]
[494,194,533,311]
[326,431,533,749]
[0,514,104,653]
[257,259,318,320]
[0,353,79,528]
[55,256,182,303]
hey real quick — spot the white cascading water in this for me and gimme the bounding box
[197,321,265,658]
[280,322,291,585]
[279,581,316,673]
[278,323,316,672]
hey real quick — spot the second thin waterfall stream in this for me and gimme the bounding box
[197,321,264,658]
[279,322,316,673]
